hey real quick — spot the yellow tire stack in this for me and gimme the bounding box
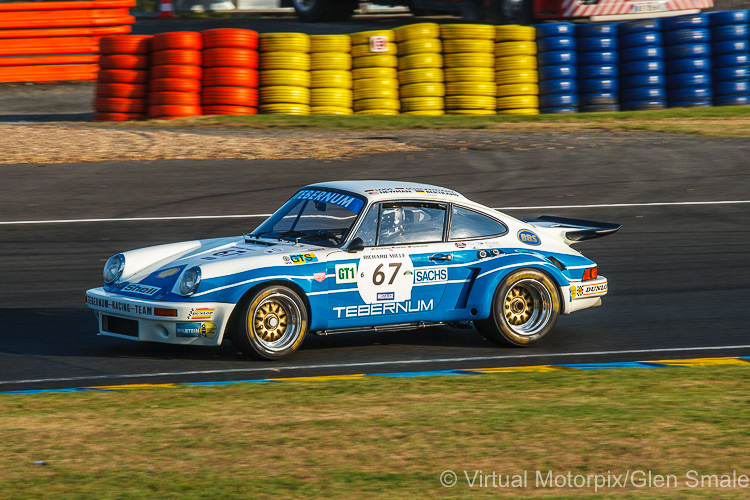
[440,24,496,115]
[495,25,539,115]
[394,23,444,116]
[309,34,352,115]
[259,32,311,115]
[350,30,399,115]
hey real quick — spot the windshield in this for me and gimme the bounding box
[249,189,366,247]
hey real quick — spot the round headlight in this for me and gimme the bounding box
[103,254,125,284]
[179,267,201,296]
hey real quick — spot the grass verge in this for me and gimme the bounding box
[89,105,750,137]
[2,366,750,499]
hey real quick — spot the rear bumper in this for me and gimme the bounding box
[561,276,608,315]
[86,287,235,346]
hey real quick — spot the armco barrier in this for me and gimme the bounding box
[0,0,134,83]
[92,11,750,121]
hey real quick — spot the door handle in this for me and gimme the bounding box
[429,253,453,262]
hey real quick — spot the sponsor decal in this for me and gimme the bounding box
[377,292,395,301]
[284,253,318,265]
[156,268,180,278]
[188,307,214,320]
[313,272,327,283]
[88,295,153,316]
[518,229,541,246]
[176,323,201,338]
[571,282,608,300]
[335,263,357,284]
[265,247,284,254]
[333,299,434,318]
[362,187,460,197]
[414,267,448,284]
[455,242,466,249]
[293,189,365,212]
[176,322,217,338]
[211,248,254,258]
[121,283,162,297]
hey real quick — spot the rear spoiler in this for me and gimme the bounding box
[521,216,621,244]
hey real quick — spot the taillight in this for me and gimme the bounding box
[582,267,598,281]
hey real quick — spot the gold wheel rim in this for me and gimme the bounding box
[253,300,288,343]
[502,279,553,336]
[504,286,533,326]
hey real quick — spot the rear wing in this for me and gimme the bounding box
[521,216,621,245]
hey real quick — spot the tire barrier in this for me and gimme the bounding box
[148,32,202,119]
[94,34,151,121]
[440,24,496,115]
[663,15,713,108]
[495,25,539,115]
[91,13,750,121]
[351,30,399,115]
[201,29,259,116]
[618,19,666,111]
[394,23,444,116]
[537,23,578,113]
[309,34,353,115]
[707,10,750,106]
[0,0,134,83]
[576,23,619,112]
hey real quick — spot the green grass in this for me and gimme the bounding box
[2,366,750,498]
[87,105,750,137]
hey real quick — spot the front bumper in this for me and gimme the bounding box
[561,276,608,315]
[86,287,235,346]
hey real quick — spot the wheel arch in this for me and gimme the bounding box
[224,279,312,342]
[472,261,566,320]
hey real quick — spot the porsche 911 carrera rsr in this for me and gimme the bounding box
[86,181,620,359]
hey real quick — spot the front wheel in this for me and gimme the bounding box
[475,269,560,346]
[234,286,308,359]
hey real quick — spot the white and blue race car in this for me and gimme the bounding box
[86,181,620,359]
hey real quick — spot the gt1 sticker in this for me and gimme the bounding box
[517,229,541,246]
[356,252,414,304]
[335,263,357,284]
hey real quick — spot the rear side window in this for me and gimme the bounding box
[449,206,507,240]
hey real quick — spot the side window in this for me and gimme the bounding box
[353,204,379,247]
[449,206,507,240]
[378,202,446,246]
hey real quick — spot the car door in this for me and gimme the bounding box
[325,201,454,329]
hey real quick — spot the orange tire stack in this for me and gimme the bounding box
[148,32,202,120]
[201,28,259,116]
[95,35,151,122]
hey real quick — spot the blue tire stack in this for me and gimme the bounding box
[618,19,666,110]
[536,23,578,113]
[707,10,750,106]
[576,23,619,112]
[663,14,713,107]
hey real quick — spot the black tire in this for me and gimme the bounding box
[233,286,308,360]
[293,0,357,22]
[475,269,560,346]
[486,0,532,25]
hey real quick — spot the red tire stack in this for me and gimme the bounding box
[200,29,259,115]
[148,32,203,120]
[95,35,152,122]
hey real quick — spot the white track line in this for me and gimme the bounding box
[0,200,748,226]
[2,344,749,386]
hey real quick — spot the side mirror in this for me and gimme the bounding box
[347,237,365,253]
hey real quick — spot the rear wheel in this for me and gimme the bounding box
[293,0,357,22]
[475,269,560,346]
[234,286,308,359]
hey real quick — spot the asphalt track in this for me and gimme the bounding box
[1,130,750,392]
